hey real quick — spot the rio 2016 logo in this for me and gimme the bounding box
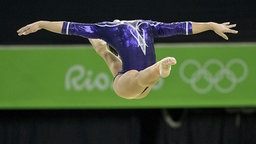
[179,59,248,94]
[65,65,164,91]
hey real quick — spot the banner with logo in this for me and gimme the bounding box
[0,43,255,109]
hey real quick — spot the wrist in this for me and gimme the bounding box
[37,21,48,29]
[208,22,216,31]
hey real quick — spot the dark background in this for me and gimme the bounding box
[1,0,256,144]
[1,0,255,44]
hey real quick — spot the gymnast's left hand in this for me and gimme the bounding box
[211,22,238,40]
[17,21,42,36]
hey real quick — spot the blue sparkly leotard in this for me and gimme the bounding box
[62,20,192,76]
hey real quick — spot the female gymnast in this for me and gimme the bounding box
[17,20,238,99]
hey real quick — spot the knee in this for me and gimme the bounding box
[96,46,108,56]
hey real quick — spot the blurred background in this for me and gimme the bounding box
[1,0,256,143]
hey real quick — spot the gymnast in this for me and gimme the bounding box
[17,19,238,99]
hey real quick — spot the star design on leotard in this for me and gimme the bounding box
[129,21,148,55]
[96,20,149,55]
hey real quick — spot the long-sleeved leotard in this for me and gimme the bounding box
[61,20,192,75]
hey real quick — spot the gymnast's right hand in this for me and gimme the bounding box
[17,21,42,36]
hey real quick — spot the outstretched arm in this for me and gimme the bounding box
[152,21,238,40]
[192,22,238,40]
[17,21,63,36]
[18,21,101,39]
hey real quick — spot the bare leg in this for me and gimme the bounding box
[113,57,176,99]
[137,57,176,86]
[88,39,176,99]
[88,39,122,76]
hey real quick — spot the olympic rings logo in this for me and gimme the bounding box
[179,59,248,94]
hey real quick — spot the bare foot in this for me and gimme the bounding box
[159,57,177,78]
